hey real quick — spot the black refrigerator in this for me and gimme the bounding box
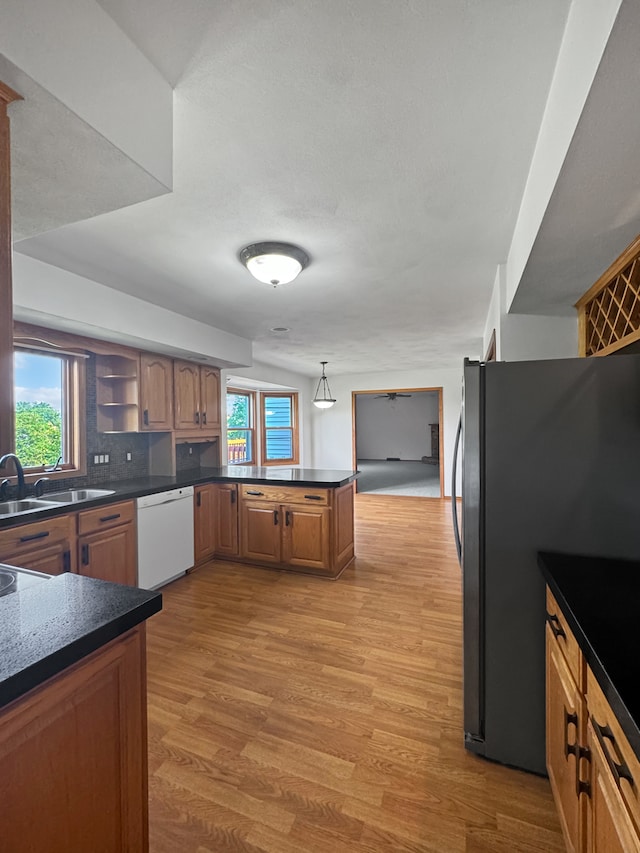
[451,355,640,775]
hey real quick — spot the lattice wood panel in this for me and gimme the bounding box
[576,234,640,356]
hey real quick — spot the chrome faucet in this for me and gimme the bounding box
[0,454,26,500]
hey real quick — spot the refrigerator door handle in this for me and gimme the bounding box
[451,413,462,566]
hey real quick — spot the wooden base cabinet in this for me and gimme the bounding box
[213,483,239,557]
[194,483,216,564]
[78,500,137,586]
[0,627,149,853]
[237,481,354,578]
[546,586,640,853]
[0,514,76,575]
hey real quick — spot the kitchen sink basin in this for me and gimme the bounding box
[43,488,116,503]
[0,499,59,516]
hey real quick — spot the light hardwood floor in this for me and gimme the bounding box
[146,495,564,853]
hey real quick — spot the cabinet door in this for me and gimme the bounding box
[173,360,200,430]
[0,628,148,853]
[282,505,331,572]
[1,542,72,575]
[79,522,137,586]
[140,354,173,431]
[214,483,238,557]
[200,366,221,431]
[546,624,584,853]
[586,719,640,852]
[240,501,281,563]
[194,484,215,564]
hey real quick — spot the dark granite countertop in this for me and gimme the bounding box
[0,467,359,529]
[0,567,161,709]
[539,551,640,761]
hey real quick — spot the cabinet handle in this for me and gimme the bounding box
[197,491,201,507]
[274,509,279,525]
[99,513,121,523]
[203,412,207,425]
[247,490,263,496]
[143,409,149,426]
[592,719,634,788]
[564,709,579,758]
[546,612,566,640]
[286,510,291,526]
[195,411,200,425]
[576,746,591,798]
[63,549,71,572]
[19,530,50,543]
[230,490,236,504]
[81,543,90,566]
[304,494,322,500]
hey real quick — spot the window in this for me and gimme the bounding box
[13,348,85,476]
[261,393,299,465]
[226,389,255,465]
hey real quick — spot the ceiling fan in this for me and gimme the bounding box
[375,392,412,400]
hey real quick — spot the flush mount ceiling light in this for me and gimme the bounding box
[239,242,310,286]
[313,362,336,409]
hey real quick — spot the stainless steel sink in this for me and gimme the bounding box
[43,488,116,503]
[0,499,59,516]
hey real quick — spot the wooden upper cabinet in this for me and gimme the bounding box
[173,360,201,430]
[174,360,221,432]
[140,354,173,431]
[200,366,221,431]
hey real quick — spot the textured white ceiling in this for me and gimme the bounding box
[11,0,572,375]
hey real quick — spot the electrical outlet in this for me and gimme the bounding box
[126,452,132,462]
[188,446,193,455]
[105,453,109,463]
[94,454,99,465]
[99,455,105,464]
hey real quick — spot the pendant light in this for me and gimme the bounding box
[313,362,336,409]
[239,242,310,286]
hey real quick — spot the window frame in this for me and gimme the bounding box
[13,346,87,482]
[226,388,256,466]
[260,392,299,466]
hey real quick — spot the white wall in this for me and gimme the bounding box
[13,254,252,367]
[500,313,578,361]
[483,267,503,360]
[221,361,315,468]
[311,367,463,497]
[355,392,439,460]
[0,0,173,187]
[505,0,622,310]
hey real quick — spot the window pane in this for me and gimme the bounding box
[264,396,292,428]
[265,429,293,460]
[228,429,252,464]
[227,393,250,428]
[14,352,64,467]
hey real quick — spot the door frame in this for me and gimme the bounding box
[351,387,444,498]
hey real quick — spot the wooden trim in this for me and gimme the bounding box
[13,321,139,359]
[260,392,299,466]
[484,329,497,362]
[0,82,21,454]
[351,386,444,498]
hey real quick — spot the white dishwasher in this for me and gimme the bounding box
[136,486,195,589]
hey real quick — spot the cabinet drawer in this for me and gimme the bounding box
[587,665,640,834]
[546,588,582,690]
[77,500,135,536]
[239,484,329,505]
[0,514,74,556]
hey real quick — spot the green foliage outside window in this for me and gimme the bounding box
[15,402,62,467]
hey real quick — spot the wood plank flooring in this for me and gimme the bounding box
[146,495,564,852]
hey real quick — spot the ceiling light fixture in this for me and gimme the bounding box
[239,242,310,287]
[313,362,336,409]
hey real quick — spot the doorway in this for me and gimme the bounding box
[352,388,443,497]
